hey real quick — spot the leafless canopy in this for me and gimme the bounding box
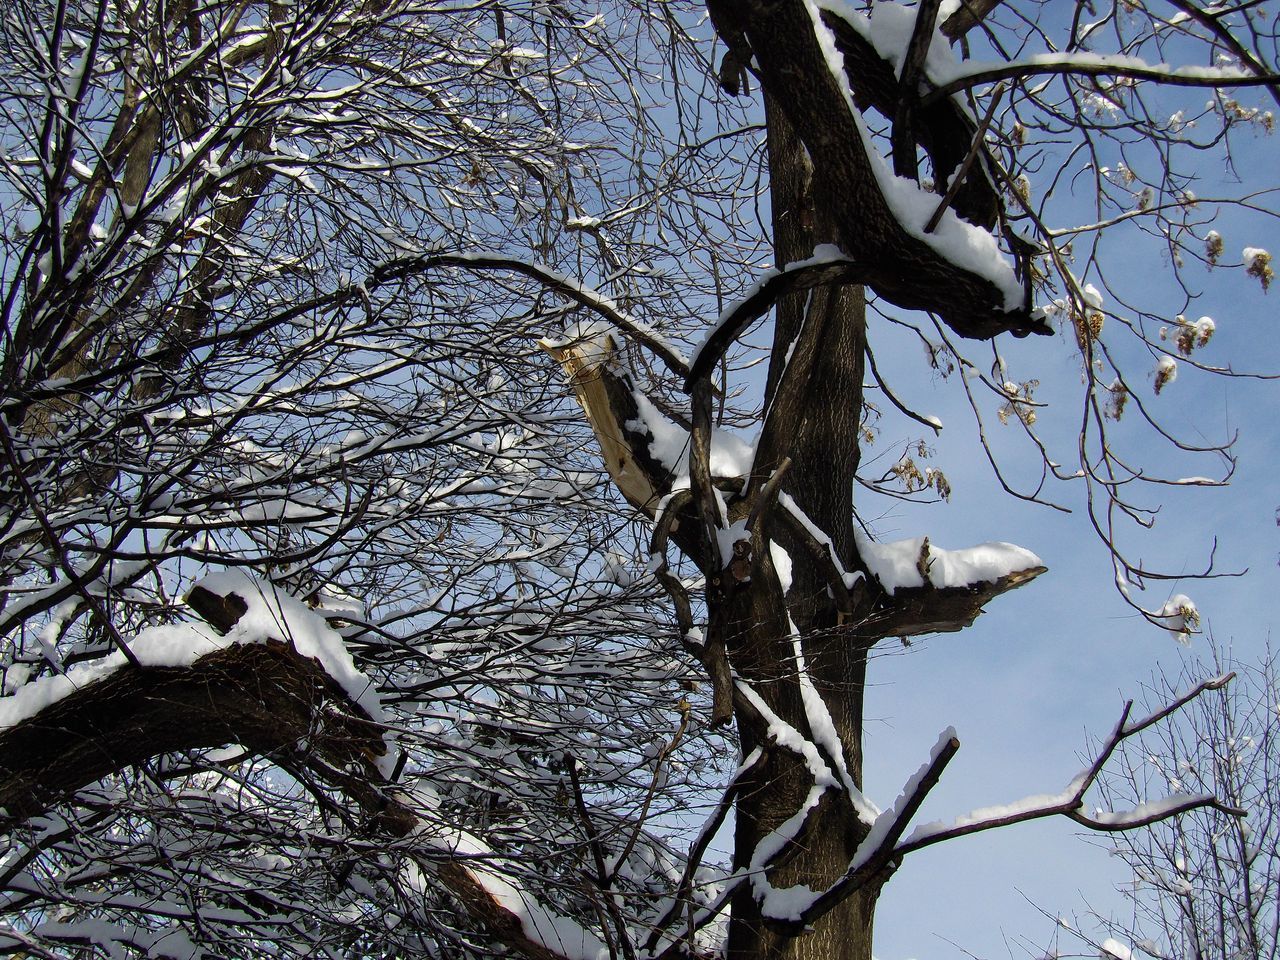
[0,0,1275,958]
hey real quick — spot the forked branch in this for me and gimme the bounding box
[767,673,1246,932]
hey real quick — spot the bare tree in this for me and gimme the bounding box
[1033,644,1279,960]
[0,1,1276,959]
[0,1,735,955]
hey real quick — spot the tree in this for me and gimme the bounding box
[1037,644,1278,960]
[0,2,725,955]
[0,1,1275,959]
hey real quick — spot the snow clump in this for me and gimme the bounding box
[1154,594,1200,645]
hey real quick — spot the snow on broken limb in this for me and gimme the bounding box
[801,0,1027,313]
[853,529,1043,595]
[0,571,391,774]
[627,389,757,485]
[193,571,385,724]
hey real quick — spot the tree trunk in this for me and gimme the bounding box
[541,6,1047,950]
[721,95,880,960]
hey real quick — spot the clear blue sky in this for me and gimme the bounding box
[858,156,1279,958]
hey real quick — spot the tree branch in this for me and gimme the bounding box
[0,583,602,960]
[940,0,1004,42]
[891,0,944,180]
[892,675,1246,858]
[921,58,1280,108]
[685,256,857,393]
[703,0,1042,340]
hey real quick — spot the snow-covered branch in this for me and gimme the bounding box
[0,575,615,960]
[922,54,1280,106]
[894,674,1244,855]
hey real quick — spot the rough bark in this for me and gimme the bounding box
[704,0,1046,342]
[543,95,1044,960]
[722,96,878,960]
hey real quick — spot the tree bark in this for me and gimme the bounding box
[721,94,879,960]
[544,16,1048,954]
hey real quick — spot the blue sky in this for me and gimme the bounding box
[856,164,1279,957]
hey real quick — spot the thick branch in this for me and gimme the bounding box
[541,338,675,518]
[891,0,943,180]
[0,587,593,960]
[705,0,1039,340]
[939,0,1004,41]
[857,563,1047,640]
[818,12,1002,232]
[791,733,959,929]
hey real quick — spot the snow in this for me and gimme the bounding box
[1087,794,1213,826]
[853,530,1042,595]
[849,728,957,864]
[1243,246,1270,268]
[1153,593,1199,645]
[807,0,1024,309]
[0,573,389,771]
[0,623,219,732]
[415,827,614,960]
[790,620,878,823]
[732,664,883,919]
[196,572,384,722]
[771,542,794,594]
[777,493,858,588]
[626,389,757,481]
[735,679,836,786]
[1100,937,1133,960]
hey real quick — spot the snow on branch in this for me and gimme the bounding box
[748,674,1244,932]
[894,674,1244,852]
[0,572,385,747]
[921,54,1280,107]
[704,0,1051,341]
[765,728,958,927]
[409,829,617,960]
[0,576,610,960]
[685,247,858,391]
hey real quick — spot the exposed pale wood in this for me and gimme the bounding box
[541,338,666,517]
